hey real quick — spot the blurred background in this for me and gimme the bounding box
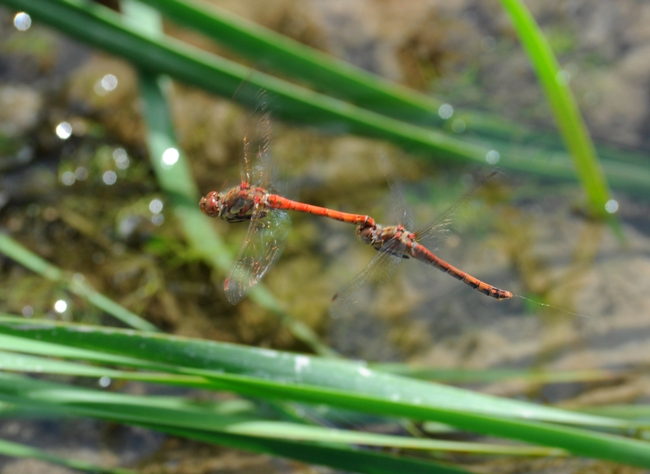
[1,0,650,472]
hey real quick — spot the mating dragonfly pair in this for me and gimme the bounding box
[199,99,512,316]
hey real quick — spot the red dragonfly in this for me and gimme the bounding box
[200,94,374,304]
[330,171,512,319]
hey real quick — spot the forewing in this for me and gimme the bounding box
[245,91,275,189]
[387,176,414,231]
[379,155,414,230]
[329,239,406,319]
[224,207,291,304]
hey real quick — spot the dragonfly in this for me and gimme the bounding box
[200,93,375,305]
[330,171,512,319]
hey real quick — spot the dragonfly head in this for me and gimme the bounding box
[199,191,224,218]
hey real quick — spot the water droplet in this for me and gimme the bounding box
[113,148,130,170]
[294,355,310,374]
[100,74,118,92]
[556,70,571,85]
[151,214,164,226]
[72,273,85,284]
[605,199,619,214]
[485,149,500,165]
[102,170,117,185]
[98,376,111,387]
[13,12,31,31]
[61,171,75,186]
[55,122,72,140]
[161,148,179,168]
[74,167,88,181]
[358,367,372,377]
[438,103,453,120]
[451,118,466,133]
[149,199,163,214]
[53,300,67,313]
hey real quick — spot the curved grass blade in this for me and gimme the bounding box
[124,424,476,474]
[0,369,564,457]
[497,0,612,217]
[374,364,623,384]
[0,233,158,332]
[0,317,649,468]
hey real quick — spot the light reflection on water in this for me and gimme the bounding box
[13,12,31,31]
[605,199,619,214]
[53,299,67,313]
[438,103,453,119]
[161,147,179,168]
[55,121,72,140]
[102,170,117,185]
[113,148,130,169]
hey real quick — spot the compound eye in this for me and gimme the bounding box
[199,191,221,217]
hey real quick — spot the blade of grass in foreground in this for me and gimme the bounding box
[0,233,158,332]
[125,0,335,357]
[497,0,611,218]
[0,317,649,468]
[374,364,621,384]
[6,0,650,193]
[0,370,564,456]
[131,424,475,474]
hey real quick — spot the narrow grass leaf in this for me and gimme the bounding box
[141,423,474,474]
[375,364,621,384]
[0,317,649,467]
[497,0,612,216]
[0,372,563,456]
[0,234,157,332]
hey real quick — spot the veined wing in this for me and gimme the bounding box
[244,90,275,190]
[224,206,291,305]
[415,170,500,248]
[387,176,414,231]
[329,239,406,319]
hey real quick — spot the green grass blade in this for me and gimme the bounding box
[0,437,135,474]
[126,424,476,474]
[1,317,650,467]
[135,0,447,127]
[0,370,563,456]
[374,364,620,384]
[498,0,612,216]
[125,0,335,357]
[0,234,157,332]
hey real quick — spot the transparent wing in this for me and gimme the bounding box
[380,155,414,230]
[387,177,414,231]
[244,90,275,189]
[415,171,500,249]
[224,207,291,305]
[329,239,406,319]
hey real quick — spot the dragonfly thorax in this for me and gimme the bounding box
[356,223,413,251]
